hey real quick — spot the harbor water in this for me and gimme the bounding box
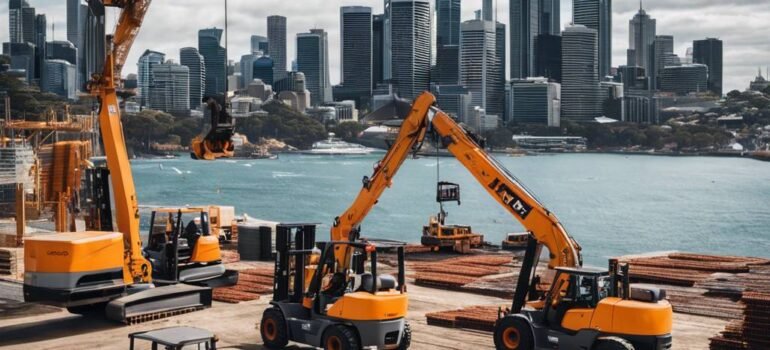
[132,153,770,266]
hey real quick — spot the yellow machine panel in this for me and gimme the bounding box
[190,235,222,263]
[326,291,408,321]
[25,232,124,273]
[590,297,673,336]
[561,308,594,331]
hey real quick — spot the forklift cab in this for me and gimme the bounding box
[543,267,611,331]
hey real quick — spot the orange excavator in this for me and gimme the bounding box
[23,0,235,323]
[260,92,672,350]
[190,95,235,160]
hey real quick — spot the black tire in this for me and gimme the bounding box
[493,316,534,350]
[398,321,412,350]
[593,336,635,350]
[260,307,289,349]
[323,324,360,350]
[66,302,106,316]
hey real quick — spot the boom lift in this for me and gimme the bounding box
[23,0,235,323]
[263,92,672,350]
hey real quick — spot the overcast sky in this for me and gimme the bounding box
[2,0,768,92]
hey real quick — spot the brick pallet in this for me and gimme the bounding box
[213,267,275,303]
[709,291,770,350]
[0,248,17,275]
[426,306,500,332]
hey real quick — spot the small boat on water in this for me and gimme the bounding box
[250,149,278,160]
[300,133,380,155]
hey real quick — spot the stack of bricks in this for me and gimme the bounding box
[0,248,17,275]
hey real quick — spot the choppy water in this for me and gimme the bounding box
[132,153,770,266]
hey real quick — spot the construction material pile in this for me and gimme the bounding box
[412,254,514,297]
[213,267,274,303]
[709,291,770,350]
[0,248,17,275]
[426,306,501,332]
[625,253,769,287]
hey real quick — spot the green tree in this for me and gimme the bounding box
[727,90,742,100]
[329,121,366,142]
[691,132,714,149]
[123,110,174,151]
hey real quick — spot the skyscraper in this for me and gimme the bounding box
[627,6,656,73]
[180,47,205,109]
[340,6,373,101]
[651,35,675,89]
[198,28,226,96]
[34,14,46,82]
[250,35,269,55]
[540,0,560,35]
[80,3,105,89]
[460,19,501,116]
[9,0,31,44]
[137,50,165,107]
[67,0,82,50]
[239,53,260,89]
[48,41,78,65]
[390,0,431,100]
[561,24,602,121]
[372,14,386,87]
[535,34,562,82]
[509,78,561,126]
[267,15,287,81]
[42,59,78,100]
[149,63,190,114]
[297,29,331,106]
[435,0,461,84]
[252,56,274,86]
[660,64,709,95]
[693,38,723,96]
[573,0,612,78]
[494,21,507,119]
[509,0,539,79]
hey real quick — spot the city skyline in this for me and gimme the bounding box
[0,0,766,93]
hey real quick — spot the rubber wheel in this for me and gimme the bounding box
[493,316,533,350]
[593,336,635,350]
[66,302,106,316]
[323,325,360,350]
[260,307,289,349]
[398,321,412,349]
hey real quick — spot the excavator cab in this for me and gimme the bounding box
[421,182,484,253]
[144,208,237,287]
[260,224,411,350]
[190,95,235,160]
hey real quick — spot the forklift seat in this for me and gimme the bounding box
[630,284,667,303]
[354,273,397,292]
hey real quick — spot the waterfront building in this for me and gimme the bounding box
[246,79,273,102]
[627,5,656,80]
[509,0,539,79]
[267,15,287,81]
[573,0,612,78]
[149,62,190,114]
[42,59,78,100]
[324,101,359,123]
[250,35,268,55]
[693,38,723,96]
[461,19,502,117]
[561,25,602,121]
[252,56,275,86]
[535,34,561,82]
[372,14,386,87]
[660,64,709,95]
[47,41,78,65]
[600,81,624,121]
[617,65,648,92]
[540,0,560,35]
[180,47,205,109]
[625,90,659,124]
[137,50,165,107]
[468,106,499,132]
[434,0,461,84]
[750,68,770,92]
[199,28,226,96]
[340,6,373,104]
[390,0,431,100]
[297,29,332,106]
[509,78,561,126]
[239,53,261,90]
[431,84,473,123]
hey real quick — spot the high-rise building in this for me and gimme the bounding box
[535,34,561,82]
[627,6,656,75]
[510,0,539,79]
[297,29,331,106]
[67,0,82,50]
[561,24,602,121]
[9,0,32,44]
[250,35,269,55]
[383,0,393,80]
[540,0,560,35]
[198,28,226,96]
[431,84,472,122]
[80,3,105,89]
[600,81,624,120]
[267,15,287,81]
[149,63,190,114]
[252,56,275,86]
[137,50,165,107]
[651,35,674,89]
[693,38,723,96]
[435,0,461,84]
[390,0,431,100]
[573,0,612,78]
[509,78,561,126]
[460,19,501,117]
[625,90,659,124]
[340,6,373,102]
[617,65,647,91]
[239,53,261,89]
[34,14,46,82]
[660,64,709,95]
[494,21,507,119]
[180,47,205,109]
[42,59,78,100]
[372,14,386,87]
[48,41,78,65]
[2,42,35,82]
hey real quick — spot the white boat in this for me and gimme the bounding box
[301,133,380,155]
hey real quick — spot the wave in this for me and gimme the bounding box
[272,171,304,178]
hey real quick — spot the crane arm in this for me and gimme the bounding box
[331,92,581,271]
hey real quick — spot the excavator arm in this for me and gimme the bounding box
[331,92,581,272]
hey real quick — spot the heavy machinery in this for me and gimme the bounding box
[421,182,484,253]
[190,95,235,160]
[23,0,235,323]
[264,92,672,349]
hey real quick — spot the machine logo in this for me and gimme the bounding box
[488,178,532,219]
[46,250,69,256]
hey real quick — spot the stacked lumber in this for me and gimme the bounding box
[220,249,240,264]
[0,248,17,275]
[426,306,500,332]
[213,267,274,303]
[710,292,770,350]
[625,253,770,287]
[412,254,513,295]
